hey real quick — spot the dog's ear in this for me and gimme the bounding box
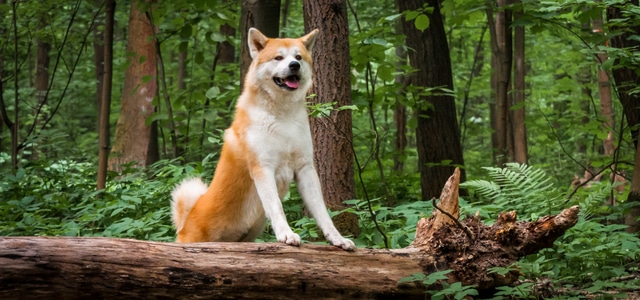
[248,28,268,60]
[300,29,319,53]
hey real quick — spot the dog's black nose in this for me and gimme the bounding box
[289,61,300,71]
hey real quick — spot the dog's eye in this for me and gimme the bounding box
[295,55,302,60]
[274,56,284,61]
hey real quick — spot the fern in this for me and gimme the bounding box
[461,163,565,220]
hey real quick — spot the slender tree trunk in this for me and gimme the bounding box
[594,1,615,157]
[512,0,527,164]
[397,0,466,199]
[177,51,187,90]
[216,18,236,125]
[92,0,105,130]
[486,0,513,165]
[199,11,237,157]
[97,0,115,190]
[150,12,179,160]
[576,16,592,157]
[280,0,292,37]
[239,0,280,90]
[393,19,408,173]
[108,0,158,171]
[0,0,6,153]
[33,14,51,159]
[607,0,640,232]
[10,1,19,170]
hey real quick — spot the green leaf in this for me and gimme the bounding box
[601,58,614,71]
[206,87,220,99]
[384,13,402,22]
[180,24,192,39]
[377,64,395,82]
[415,14,430,32]
[404,10,420,21]
[195,51,205,64]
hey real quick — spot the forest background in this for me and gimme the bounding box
[1,0,640,298]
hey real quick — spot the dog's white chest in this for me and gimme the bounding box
[245,107,314,169]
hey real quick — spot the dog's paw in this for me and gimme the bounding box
[326,234,356,251]
[276,230,301,246]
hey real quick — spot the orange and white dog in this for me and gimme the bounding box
[170,28,355,251]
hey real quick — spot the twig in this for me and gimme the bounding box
[431,197,475,242]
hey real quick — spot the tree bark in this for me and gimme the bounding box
[0,169,580,299]
[302,0,356,209]
[239,0,280,90]
[92,0,105,130]
[607,0,640,232]
[97,0,115,190]
[397,0,466,199]
[108,0,158,171]
[393,17,408,173]
[486,0,513,166]
[512,0,527,164]
[32,13,51,159]
[0,0,7,153]
[594,0,615,157]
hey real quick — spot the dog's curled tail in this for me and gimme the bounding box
[170,178,208,232]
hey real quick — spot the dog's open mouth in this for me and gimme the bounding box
[273,75,300,90]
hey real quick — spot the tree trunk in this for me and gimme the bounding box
[393,18,408,173]
[607,0,640,232]
[0,169,580,299]
[486,0,513,165]
[280,0,292,37]
[177,50,187,91]
[397,0,466,199]
[302,0,357,237]
[594,1,615,157]
[9,1,19,170]
[215,17,237,126]
[302,0,356,208]
[150,12,179,160]
[33,14,51,159]
[239,0,280,90]
[108,0,158,172]
[97,0,115,190]
[200,15,237,155]
[512,0,527,164]
[92,0,105,130]
[0,0,7,153]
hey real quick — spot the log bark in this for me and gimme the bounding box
[0,169,580,299]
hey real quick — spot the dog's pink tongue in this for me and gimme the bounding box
[285,78,299,89]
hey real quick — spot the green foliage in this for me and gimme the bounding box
[400,270,479,300]
[462,163,640,298]
[0,157,209,241]
[462,163,565,220]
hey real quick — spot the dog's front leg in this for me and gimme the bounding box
[296,165,356,251]
[251,168,301,246]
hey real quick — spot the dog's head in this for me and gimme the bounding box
[247,28,318,95]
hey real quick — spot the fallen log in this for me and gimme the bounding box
[0,168,579,299]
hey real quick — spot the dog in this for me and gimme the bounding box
[170,28,355,251]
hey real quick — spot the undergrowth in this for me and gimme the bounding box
[1,159,638,298]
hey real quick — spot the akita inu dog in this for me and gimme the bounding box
[170,28,355,251]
